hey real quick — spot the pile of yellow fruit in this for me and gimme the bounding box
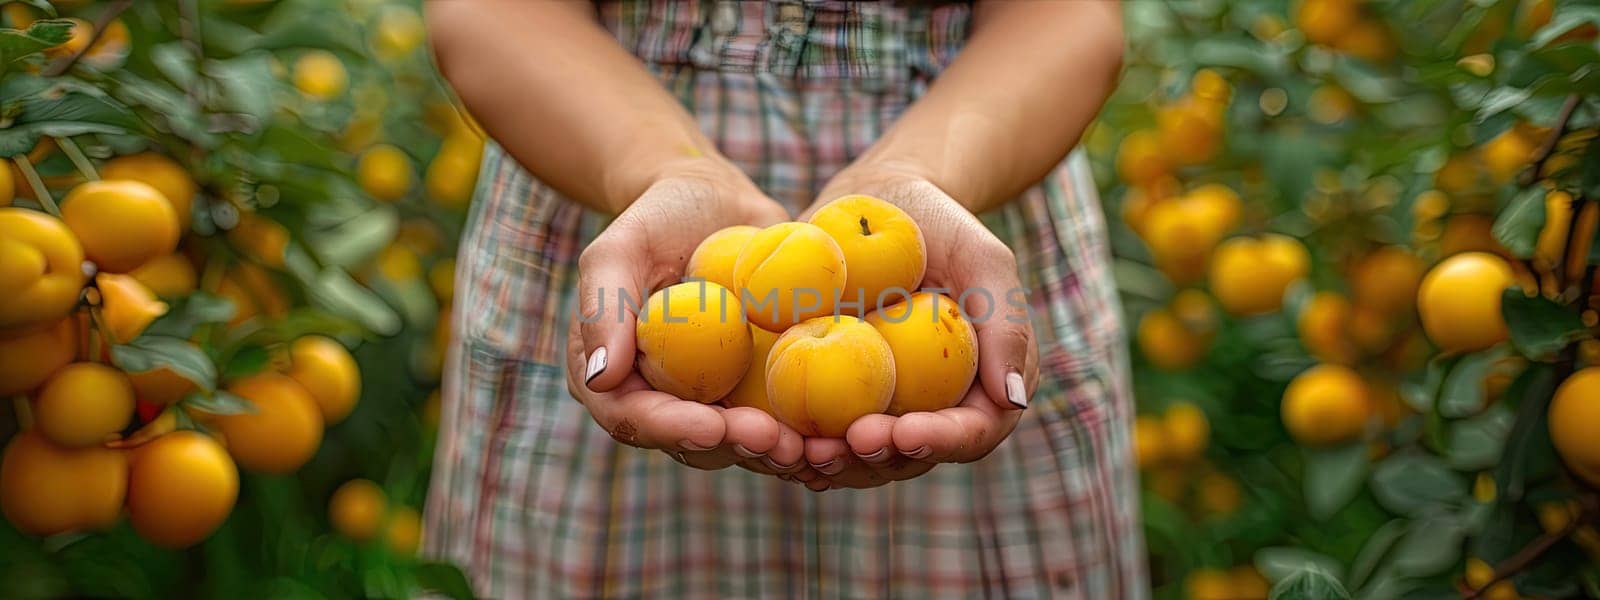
[0,151,362,549]
[634,195,979,436]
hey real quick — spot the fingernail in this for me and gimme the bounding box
[763,456,797,472]
[856,447,891,464]
[734,444,763,459]
[679,440,716,452]
[906,446,932,460]
[1005,370,1028,409]
[810,459,842,475]
[584,347,608,384]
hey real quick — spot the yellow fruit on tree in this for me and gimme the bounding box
[1141,185,1242,284]
[1163,402,1210,461]
[126,431,238,548]
[373,242,422,282]
[1197,471,1242,517]
[1,431,127,537]
[1465,557,1518,600]
[0,208,87,329]
[1349,246,1424,317]
[1282,364,1370,446]
[1184,568,1238,600]
[1438,214,1505,257]
[285,335,362,425]
[101,154,196,231]
[1231,566,1271,599]
[1482,125,1540,184]
[1331,20,1396,62]
[1208,234,1311,316]
[1550,367,1600,487]
[384,506,422,556]
[1133,415,1167,470]
[293,50,348,100]
[1298,292,1359,365]
[1137,307,1211,370]
[429,259,456,303]
[0,317,76,396]
[228,213,290,268]
[130,253,198,299]
[96,272,169,344]
[61,180,179,273]
[1116,129,1170,185]
[329,479,388,542]
[1157,99,1224,166]
[358,144,414,202]
[1417,252,1514,353]
[44,18,93,59]
[371,5,426,59]
[216,373,325,474]
[425,134,484,209]
[1296,0,1361,45]
[0,161,12,206]
[34,362,135,448]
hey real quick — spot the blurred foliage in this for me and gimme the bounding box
[1088,0,1600,598]
[0,0,475,597]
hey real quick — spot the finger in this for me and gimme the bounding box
[576,230,650,392]
[804,437,852,477]
[953,237,1035,411]
[722,407,802,473]
[588,389,727,452]
[677,447,741,471]
[843,414,897,466]
[895,385,1020,463]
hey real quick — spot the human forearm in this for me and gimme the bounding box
[426,0,736,214]
[836,0,1124,213]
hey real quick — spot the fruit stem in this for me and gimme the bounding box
[11,156,60,217]
[859,216,872,236]
[53,137,99,181]
[1520,94,1581,187]
[89,305,116,357]
[11,396,32,430]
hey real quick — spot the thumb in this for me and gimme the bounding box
[955,240,1034,411]
[577,232,649,392]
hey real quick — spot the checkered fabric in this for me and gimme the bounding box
[422,2,1146,598]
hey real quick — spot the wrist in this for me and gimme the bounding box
[602,152,751,215]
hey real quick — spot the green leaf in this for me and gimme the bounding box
[1494,363,1560,502]
[1445,403,1516,470]
[1502,291,1587,359]
[1304,443,1370,520]
[1348,519,1408,591]
[1491,187,1545,259]
[110,336,218,392]
[183,390,256,416]
[414,562,476,600]
[1439,349,1504,418]
[221,345,271,380]
[1531,4,1600,47]
[307,269,402,336]
[1370,453,1469,517]
[1389,514,1465,577]
[0,19,70,67]
[1256,547,1346,584]
[0,79,141,156]
[207,51,277,124]
[144,292,237,338]
[307,205,400,269]
[1269,564,1351,600]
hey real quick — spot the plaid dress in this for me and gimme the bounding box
[423,2,1145,598]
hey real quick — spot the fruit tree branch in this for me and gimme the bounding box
[1465,494,1599,599]
[41,0,133,77]
[1520,94,1583,186]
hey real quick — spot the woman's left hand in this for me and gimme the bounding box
[793,167,1040,490]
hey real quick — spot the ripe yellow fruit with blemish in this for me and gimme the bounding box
[864,292,977,415]
[724,325,780,411]
[34,362,135,448]
[766,315,895,437]
[61,180,179,273]
[734,222,847,331]
[634,281,753,403]
[809,195,927,312]
[1417,252,1514,354]
[687,225,759,291]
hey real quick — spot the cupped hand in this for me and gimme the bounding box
[568,161,810,478]
[796,168,1040,490]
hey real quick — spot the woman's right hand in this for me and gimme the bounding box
[567,161,814,480]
